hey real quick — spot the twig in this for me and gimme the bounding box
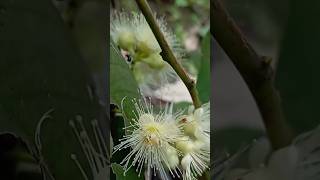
[211,0,293,150]
[135,0,202,108]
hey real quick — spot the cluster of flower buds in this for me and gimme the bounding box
[111,11,184,89]
[113,98,210,180]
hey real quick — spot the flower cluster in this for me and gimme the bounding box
[111,11,184,91]
[177,103,210,180]
[113,98,210,180]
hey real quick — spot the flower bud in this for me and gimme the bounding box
[181,154,192,170]
[132,62,145,83]
[135,40,155,59]
[165,146,179,169]
[142,53,166,69]
[176,138,194,154]
[117,30,136,52]
[194,107,204,121]
[183,120,199,137]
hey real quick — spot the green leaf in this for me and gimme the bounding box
[215,128,264,154]
[275,0,320,134]
[196,33,211,103]
[111,163,143,180]
[173,101,192,112]
[110,45,140,179]
[110,105,130,165]
[110,44,140,125]
[175,0,189,7]
[0,0,102,179]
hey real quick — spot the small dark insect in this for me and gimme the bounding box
[180,118,187,123]
[120,49,133,64]
[125,54,132,63]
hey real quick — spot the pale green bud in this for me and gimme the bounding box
[132,62,145,83]
[141,53,166,69]
[176,138,194,154]
[194,107,204,121]
[117,30,136,52]
[192,139,206,151]
[183,120,199,137]
[181,154,192,170]
[135,40,159,60]
[165,146,179,169]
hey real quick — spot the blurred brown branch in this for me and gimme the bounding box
[211,0,293,150]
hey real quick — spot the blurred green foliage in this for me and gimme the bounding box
[110,44,140,127]
[196,33,211,103]
[276,0,320,134]
[0,0,102,179]
[110,44,142,179]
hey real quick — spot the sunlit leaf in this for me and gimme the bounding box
[110,44,140,126]
[196,33,211,103]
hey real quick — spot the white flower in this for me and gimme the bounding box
[113,98,183,180]
[111,11,137,53]
[69,116,109,180]
[111,11,183,61]
[176,103,211,180]
[176,136,210,180]
[179,102,210,141]
[111,11,184,90]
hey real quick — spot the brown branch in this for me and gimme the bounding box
[135,0,202,108]
[211,0,293,150]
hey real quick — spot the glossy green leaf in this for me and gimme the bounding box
[110,41,140,180]
[110,44,140,125]
[110,105,130,165]
[196,33,211,103]
[0,0,102,179]
[276,0,320,134]
[175,0,189,7]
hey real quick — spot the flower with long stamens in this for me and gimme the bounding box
[111,11,184,91]
[179,102,210,141]
[111,11,184,62]
[69,116,109,180]
[176,103,211,180]
[113,98,183,180]
[175,136,210,180]
[111,11,137,54]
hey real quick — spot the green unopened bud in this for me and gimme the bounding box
[142,53,166,69]
[194,107,204,121]
[135,40,157,59]
[181,154,192,170]
[165,146,179,169]
[176,138,194,154]
[183,120,199,137]
[132,62,145,83]
[117,31,136,52]
[192,139,206,151]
